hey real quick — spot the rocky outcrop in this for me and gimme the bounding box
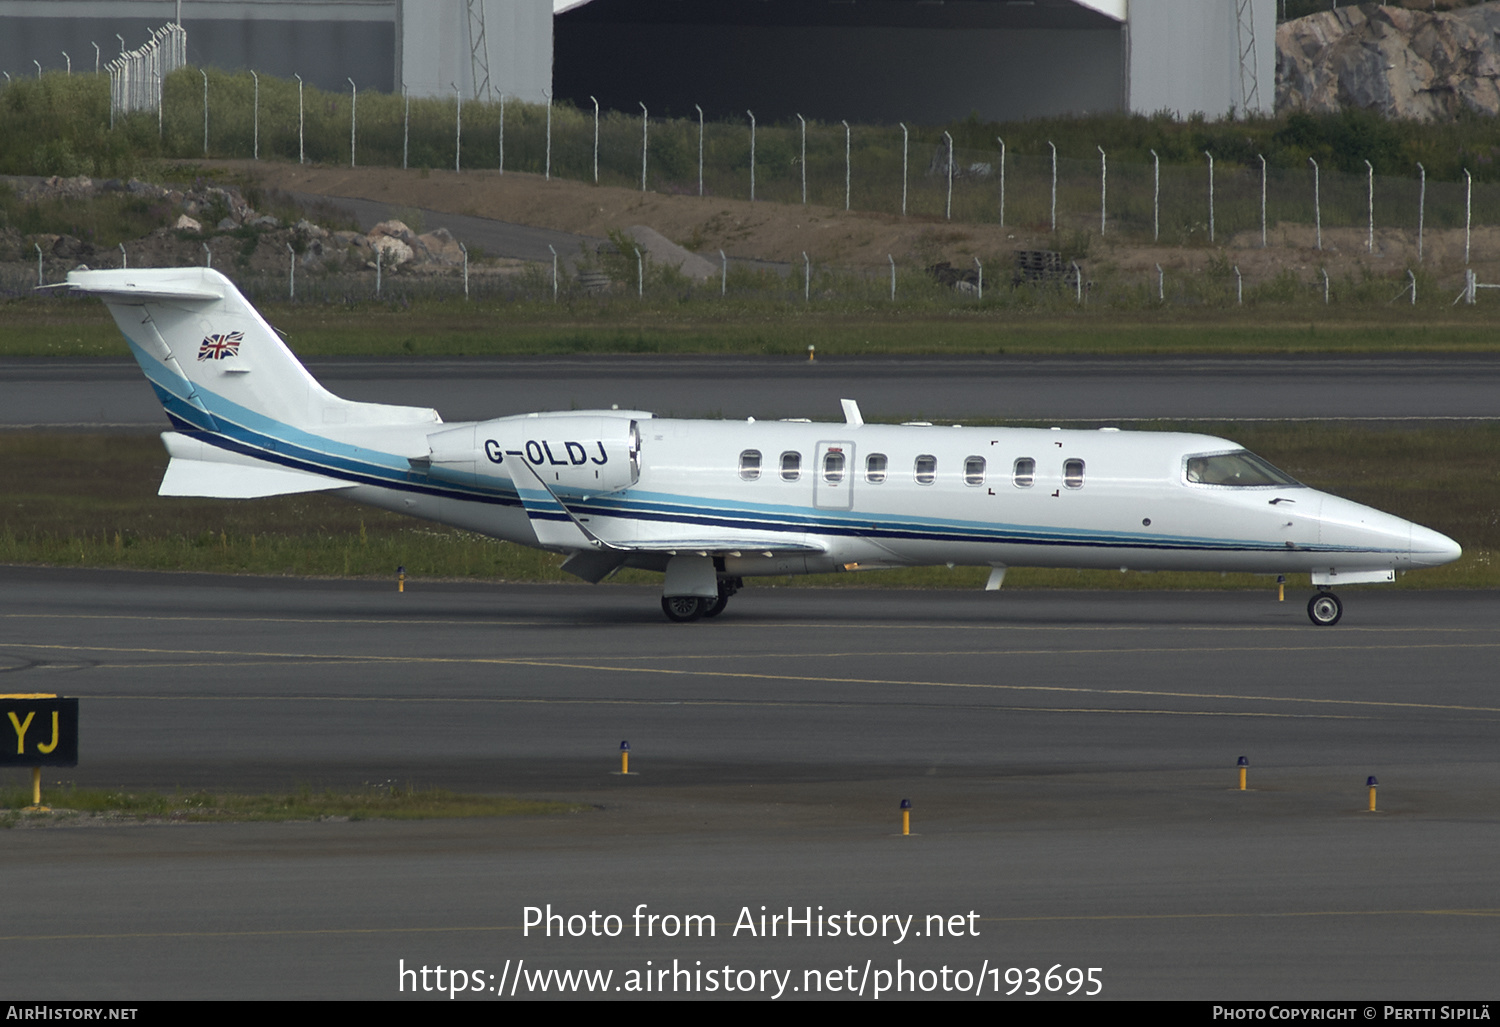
[1278,3,1500,121]
[13,177,472,275]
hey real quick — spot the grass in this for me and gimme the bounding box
[1,424,1494,589]
[9,292,1500,358]
[0,783,585,826]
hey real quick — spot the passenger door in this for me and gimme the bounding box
[814,441,855,510]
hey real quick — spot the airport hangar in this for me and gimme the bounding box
[0,0,1273,122]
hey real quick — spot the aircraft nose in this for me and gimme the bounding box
[1410,523,1462,567]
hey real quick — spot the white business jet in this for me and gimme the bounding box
[66,267,1460,625]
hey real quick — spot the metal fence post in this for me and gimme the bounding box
[375,247,382,297]
[1150,149,1159,242]
[453,82,462,173]
[201,68,208,156]
[843,120,852,211]
[119,242,127,269]
[1417,162,1425,262]
[1235,265,1242,305]
[797,114,806,204]
[1310,157,1321,250]
[592,96,600,184]
[1258,154,1266,247]
[1465,168,1472,266]
[943,130,953,221]
[202,242,211,267]
[997,137,1005,227]
[498,93,505,174]
[251,70,259,160]
[974,256,982,300]
[1098,145,1106,235]
[1205,151,1214,243]
[803,252,810,302]
[639,102,648,191]
[347,77,356,168]
[719,249,726,297]
[402,84,409,169]
[1365,159,1373,253]
[461,242,469,299]
[35,243,42,286]
[1321,267,1329,304]
[93,41,99,75]
[548,244,557,302]
[694,103,703,196]
[1049,141,1057,233]
[900,123,908,217]
[1156,263,1163,302]
[635,248,643,298]
[888,254,895,301]
[287,243,295,299]
[747,110,756,201]
[295,74,304,165]
[544,89,552,180]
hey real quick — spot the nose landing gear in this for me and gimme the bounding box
[1307,590,1343,626]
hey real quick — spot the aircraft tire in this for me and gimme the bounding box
[701,594,729,618]
[661,595,705,622]
[1307,592,1343,627]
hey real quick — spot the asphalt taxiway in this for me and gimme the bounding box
[2,568,1497,999]
[7,355,1500,429]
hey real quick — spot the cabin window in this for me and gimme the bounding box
[739,449,762,481]
[1185,451,1302,487]
[780,451,801,482]
[1063,458,1085,489]
[1013,458,1035,488]
[823,450,846,484]
[914,454,937,485]
[866,453,888,483]
[964,456,986,486]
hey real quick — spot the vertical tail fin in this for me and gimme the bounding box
[66,267,438,431]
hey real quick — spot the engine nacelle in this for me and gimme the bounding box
[419,413,642,494]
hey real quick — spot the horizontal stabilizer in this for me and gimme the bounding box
[159,458,348,498]
[66,270,225,302]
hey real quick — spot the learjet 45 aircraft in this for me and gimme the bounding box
[67,267,1461,625]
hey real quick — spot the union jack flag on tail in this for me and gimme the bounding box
[197,331,244,361]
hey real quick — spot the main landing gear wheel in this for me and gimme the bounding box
[1307,591,1343,627]
[661,595,705,622]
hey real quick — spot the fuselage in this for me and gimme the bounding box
[345,414,1460,581]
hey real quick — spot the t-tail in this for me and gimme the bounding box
[67,267,440,498]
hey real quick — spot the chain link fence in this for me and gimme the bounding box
[128,67,1500,247]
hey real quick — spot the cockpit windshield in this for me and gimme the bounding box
[1185,450,1302,487]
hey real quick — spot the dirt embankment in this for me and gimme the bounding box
[225,159,1494,289]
